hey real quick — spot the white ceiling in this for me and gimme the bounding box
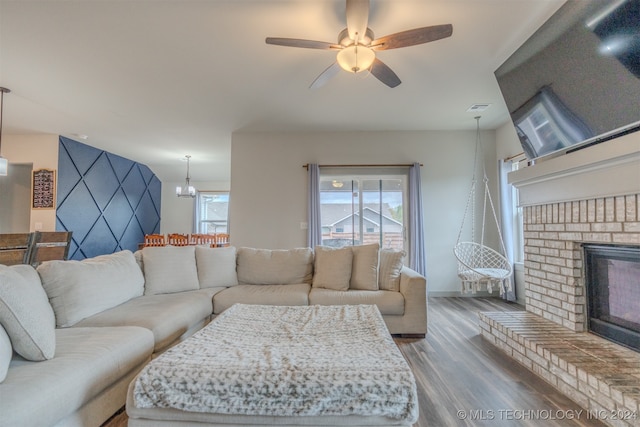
[0,0,564,182]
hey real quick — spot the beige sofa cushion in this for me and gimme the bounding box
[378,249,405,291]
[312,246,352,291]
[0,324,11,382]
[236,247,313,285]
[350,243,379,290]
[0,265,56,361]
[38,250,144,328]
[142,246,199,295]
[213,283,310,314]
[195,246,238,288]
[74,288,220,353]
[308,288,405,316]
[0,326,153,427]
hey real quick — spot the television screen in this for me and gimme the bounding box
[495,0,640,161]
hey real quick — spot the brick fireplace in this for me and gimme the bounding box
[479,133,640,427]
[522,194,639,332]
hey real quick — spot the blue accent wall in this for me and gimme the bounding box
[56,136,161,259]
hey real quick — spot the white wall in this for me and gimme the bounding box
[0,164,32,232]
[160,180,230,234]
[229,130,499,295]
[2,134,59,231]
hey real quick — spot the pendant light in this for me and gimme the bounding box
[0,87,10,176]
[176,155,196,198]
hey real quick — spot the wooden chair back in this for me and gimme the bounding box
[167,233,189,246]
[144,234,166,247]
[212,233,230,248]
[0,233,35,266]
[29,231,72,266]
[189,233,216,246]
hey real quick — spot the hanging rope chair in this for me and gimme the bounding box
[454,117,513,296]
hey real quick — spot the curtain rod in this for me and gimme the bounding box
[303,163,423,169]
[502,152,525,162]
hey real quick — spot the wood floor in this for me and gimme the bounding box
[103,297,606,427]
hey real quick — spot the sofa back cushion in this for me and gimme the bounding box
[379,249,405,291]
[0,264,56,360]
[237,247,313,285]
[141,246,199,295]
[312,246,353,291]
[195,246,238,288]
[350,243,379,290]
[38,250,144,328]
[0,323,11,382]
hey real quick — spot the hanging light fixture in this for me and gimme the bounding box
[0,87,11,176]
[176,155,196,198]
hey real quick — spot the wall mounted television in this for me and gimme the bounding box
[495,0,640,162]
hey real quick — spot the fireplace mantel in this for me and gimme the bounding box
[509,132,640,207]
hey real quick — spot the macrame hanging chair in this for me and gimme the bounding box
[454,117,513,296]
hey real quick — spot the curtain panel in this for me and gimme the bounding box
[499,159,516,302]
[408,162,426,276]
[307,163,322,248]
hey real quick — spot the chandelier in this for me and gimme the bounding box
[175,155,196,198]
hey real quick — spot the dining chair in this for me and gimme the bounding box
[212,233,230,248]
[29,231,73,266]
[167,233,189,246]
[189,233,216,246]
[0,233,35,266]
[144,234,166,247]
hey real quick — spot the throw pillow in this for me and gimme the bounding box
[134,249,144,271]
[379,249,405,291]
[237,247,313,285]
[0,265,56,361]
[195,246,239,288]
[350,243,380,290]
[37,250,145,328]
[0,323,12,382]
[142,246,199,295]
[312,246,353,291]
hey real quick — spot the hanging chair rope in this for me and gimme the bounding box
[454,117,513,296]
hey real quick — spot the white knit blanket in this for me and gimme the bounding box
[133,304,418,423]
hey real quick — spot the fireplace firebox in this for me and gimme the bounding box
[584,244,640,352]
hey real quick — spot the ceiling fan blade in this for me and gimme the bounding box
[346,0,369,43]
[370,58,401,88]
[265,37,339,50]
[371,24,453,51]
[309,62,342,89]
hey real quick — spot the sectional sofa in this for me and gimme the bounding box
[0,244,427,427]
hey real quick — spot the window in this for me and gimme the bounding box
[195,191,229,234]
[319,168,407,252]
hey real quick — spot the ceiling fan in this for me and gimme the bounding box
[265,0,453,89]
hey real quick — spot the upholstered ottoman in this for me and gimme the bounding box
[127,304,418,426]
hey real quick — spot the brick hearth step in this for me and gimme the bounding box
[479,311,640,427]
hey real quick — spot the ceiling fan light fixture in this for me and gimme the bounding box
[337,44,375,73]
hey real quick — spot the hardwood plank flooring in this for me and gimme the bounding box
[395,297,606,427]
[103,297,607,427]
